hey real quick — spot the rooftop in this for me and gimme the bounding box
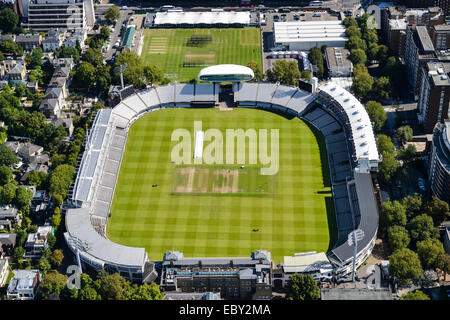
[325,47,352,68]
[274,21,347,44]
[154,11,251,25]
[426,61,450,86]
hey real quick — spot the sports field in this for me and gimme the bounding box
[141,28,262,82]
[107,108,336,263]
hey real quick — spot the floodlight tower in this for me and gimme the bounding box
[347,228,364,283]
[113,64,128,89]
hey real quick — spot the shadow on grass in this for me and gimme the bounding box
[303,118,338,252]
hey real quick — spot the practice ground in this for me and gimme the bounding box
[107,108,336,263]
[141,28,262,82]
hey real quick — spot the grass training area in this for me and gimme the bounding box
[141,28,262,82]
[107,108,336,263]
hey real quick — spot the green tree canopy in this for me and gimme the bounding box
[407,214,439,244]
[50,249,64,267]
[123,282,164,300]
[436,254,450,279]
[349,49,367,65]
[286,273,320,300]
[0,143,18,167]
[345,25,361,38]
[371,76,391,101]
[14,185,33,212]
[308,47,324,78]
[0,183,15,205]
[343,16,358,28]
[401,193,423,220]
[266,60,301,86]
[417,238,445,269]
[381,199,407,231]
[58,46,80,63]
[0,39,22,56]
[389,248,423,284]
[387,225,410,252]
[38,270,68,300]
[378,151,400,182]
[0,8,19,33]
[395,125,413,144]
[100,273,127,300]
[105,5,120,24]
[365,101,386,132]
[72,62,96,90]
[425,196,450,226]
[247,60,264,82]
[377,134,395,154]
[49,164,75,205]
[346,36,367,51]
[351,69,374,98]
[398,144,417,162]
[400,290,430,300]
[0,164,12,185]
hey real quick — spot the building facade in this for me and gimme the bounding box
[429,120,450,203]
[418,61,450,132]
[22,0,94,32]
[160,250,272,299]
[325,47,353,77]
[430,24,450,51]
[404,25,437,99]
[7,269,40,300]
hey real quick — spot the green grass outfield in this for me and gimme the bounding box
[107,108,336,263]
[141,28,262,82]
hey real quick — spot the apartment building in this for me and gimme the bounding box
[404,25,437,99]
[429,120,450,203]
[418,61,450,132]
[431,24,450,51]
[22,0,94,32]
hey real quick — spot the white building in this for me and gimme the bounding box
[273,21,348,51]
[7,270,40,300]
[22,0,95,32]
[64,28,87,48]
[325,47,353,77]
[0,258,9,287]
[24,225,52,256]
[273,252,333,287]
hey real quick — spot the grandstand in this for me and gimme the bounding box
[65,78,380,282]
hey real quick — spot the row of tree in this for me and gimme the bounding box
[381,194,450,284]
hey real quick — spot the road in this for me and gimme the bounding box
[104,9,132,62]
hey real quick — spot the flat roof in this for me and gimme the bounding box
[325,47,352,68]
[283,252,329,267]
[274,21,347,44]
[154,11,251,25]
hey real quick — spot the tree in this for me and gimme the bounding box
[300,70,311,82]
[0,39,22,56]
[51,207,62,229]
[0,164,12,185]
[378,151,400,182]
[50,249,64,267]
[389,248,423,284]
[435,254,450,279]
[79,286,101,300]
[114,51,148,88]
[0,144,18,167]
[400,290,430,300]
[381,199,407,231]
[100,273,127,300]
[0,183,15,205]
[26,170,48,189]
[398,144,417,162]
[372,76,391,100]
[29,48,43,68]
[407,214,439,244]
[351,69,374,98]
[343,16,358,28]
[425,196,450,226]
[377,134,395,154]
[38,256,51,275]
[365,101,386,132]
[345,25,361,38]
[123,282,164,300]
[417,238,445,269]
[38,270,68,299]
[72,62,96,90]
[14,185,33,214]
[105,5,120,24]
[286,274,319,300]
[266,60,301,85]
[401,193,423,220]
[349,49,367,65]
[247,60,263,82]
[143,64,164,85]
[395,125,413,144]
[387,225,410,252]
[82,48,104,67]
[99,26,110,41]
[58,46,80,63]
[308,47,324,78]
[346,36,367,51]
[49,164,75,205]
[363,29,378,47]
[13,246,24,265]
[0,8,19,33]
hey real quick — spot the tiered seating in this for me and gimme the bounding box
[156,85,176,106]
[137,88,161,108]
[112,102,137,121]
[286,90,314,113]
[175,83,194,104]
[256,83,277,105]
[194,83,216,102]
[271,85,297,107]
[121,94,147,114]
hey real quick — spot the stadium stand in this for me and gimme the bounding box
[66,81,380,281]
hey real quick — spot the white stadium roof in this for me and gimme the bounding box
[318,82,379,163]
[154,11,251,25]
[274,21,348,44]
